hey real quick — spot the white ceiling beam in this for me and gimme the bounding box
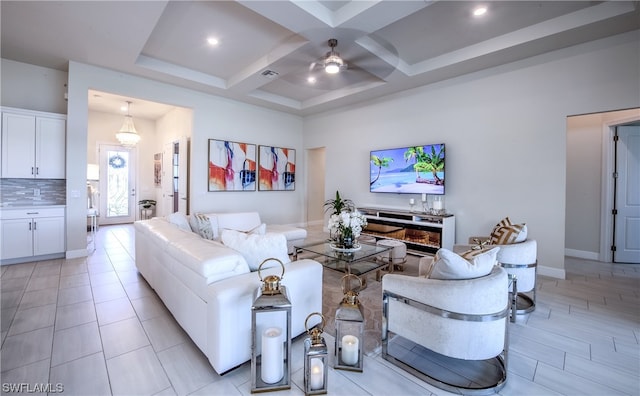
[248,90,302,110]
[227,35,309,92]
[409,1,637,76]
[135,55,226,89]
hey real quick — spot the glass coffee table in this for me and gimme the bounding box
[293,241,394,286]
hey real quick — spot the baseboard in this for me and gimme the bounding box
[66,249,88,259]
[538,265,566,280]
[305,219,324,227]
[564,248,599,261]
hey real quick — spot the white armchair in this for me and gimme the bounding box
[382,264,510,394]
[461,236,538,315]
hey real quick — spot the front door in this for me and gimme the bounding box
[614,126,640,263]
[99,144,137,225]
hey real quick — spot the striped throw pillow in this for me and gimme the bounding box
[489,217,527,244]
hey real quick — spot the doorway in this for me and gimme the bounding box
[161,137,189,216]
[306,147,326,226]
[98,144,137,225]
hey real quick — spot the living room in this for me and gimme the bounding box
[1,1,639,394]
[3,29,639,278]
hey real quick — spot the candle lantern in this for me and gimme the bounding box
[251,259,292,393]
[303,312,328,395]
[334,274,364,372]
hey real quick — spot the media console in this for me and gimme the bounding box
[358,207,455,255]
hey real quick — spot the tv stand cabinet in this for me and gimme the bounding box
[358,207,455,255]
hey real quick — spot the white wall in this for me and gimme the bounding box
[156,106,194,216]
[304,30,640,278]
[65,62,304,256]
[0,59,68,114]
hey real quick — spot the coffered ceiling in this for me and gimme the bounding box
[2,1,639,117]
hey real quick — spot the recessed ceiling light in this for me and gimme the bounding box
[473,6,488,17]
[307,76,316,84]
[207,37,219,46]
[120,105,128,112]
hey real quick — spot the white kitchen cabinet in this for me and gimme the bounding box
[0,207,66,262]
[1,107,66,179]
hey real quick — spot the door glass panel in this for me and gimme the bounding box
[106,150,130,217]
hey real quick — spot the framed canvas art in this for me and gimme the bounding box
[258,145,295,191]
[154,153,162,188]
[208,139,257,191]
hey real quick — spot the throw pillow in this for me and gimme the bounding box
[489,217,527,245]
[428,247,499,280]
[220,229,290,271]
[189,213,217,240]
[166,212,192,232]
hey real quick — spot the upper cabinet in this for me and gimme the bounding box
[1,107,66,179]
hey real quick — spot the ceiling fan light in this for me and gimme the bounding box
[324,54,343,74]
[325,62,340,74]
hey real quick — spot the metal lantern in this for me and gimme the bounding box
[303,312,328,395]
[334,274,365,372]
[251,259,292,393]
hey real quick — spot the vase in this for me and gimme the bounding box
[338,232,354,249]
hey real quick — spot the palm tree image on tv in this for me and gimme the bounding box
[370,155,394,185]
[409,145,444,185]
[369,144,445,194]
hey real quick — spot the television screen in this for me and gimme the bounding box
[370,143,445,195]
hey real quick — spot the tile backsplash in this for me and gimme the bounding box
[0,178,66,206]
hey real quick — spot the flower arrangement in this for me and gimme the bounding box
[328,210,368,248]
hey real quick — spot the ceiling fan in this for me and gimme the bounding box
[276,33,398,92]
[310,38,348,74]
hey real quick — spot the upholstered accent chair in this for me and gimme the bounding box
[382,262,510,394]
[460,236,538,316]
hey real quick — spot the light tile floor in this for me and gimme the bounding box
[0,224,638,395]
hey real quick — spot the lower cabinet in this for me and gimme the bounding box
[0,207,65,262]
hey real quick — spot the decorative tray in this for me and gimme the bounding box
[329,243,362,252]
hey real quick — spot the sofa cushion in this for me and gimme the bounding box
[166,212,192,232]
[489,217,527,245]
[266,224,307,240]
[429,247,499,280]
[141,218,250,285]
[215,212,262,233]
[220,229,290,271]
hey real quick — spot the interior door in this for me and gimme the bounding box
[99,144,137,225]
[177,136,189,214]
[614,126,640,263]
[161,142,174,215]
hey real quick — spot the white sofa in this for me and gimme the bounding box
[134,217,323,374]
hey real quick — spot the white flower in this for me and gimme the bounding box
[328,210,367,239]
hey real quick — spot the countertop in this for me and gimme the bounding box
[0,204,66,210]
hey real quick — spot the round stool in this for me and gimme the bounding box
[358,235,377,245]
[376,239,407,271]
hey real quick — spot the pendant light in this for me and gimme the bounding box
[116,101,140,147]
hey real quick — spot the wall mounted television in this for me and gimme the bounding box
[370,143,445,195]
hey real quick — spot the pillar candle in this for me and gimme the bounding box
[261,327,283,384]
[409,198,415,205]
[309,358,324,390]
[421,193,427,202]
[341,335,359,365]
[433,200,443,210]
